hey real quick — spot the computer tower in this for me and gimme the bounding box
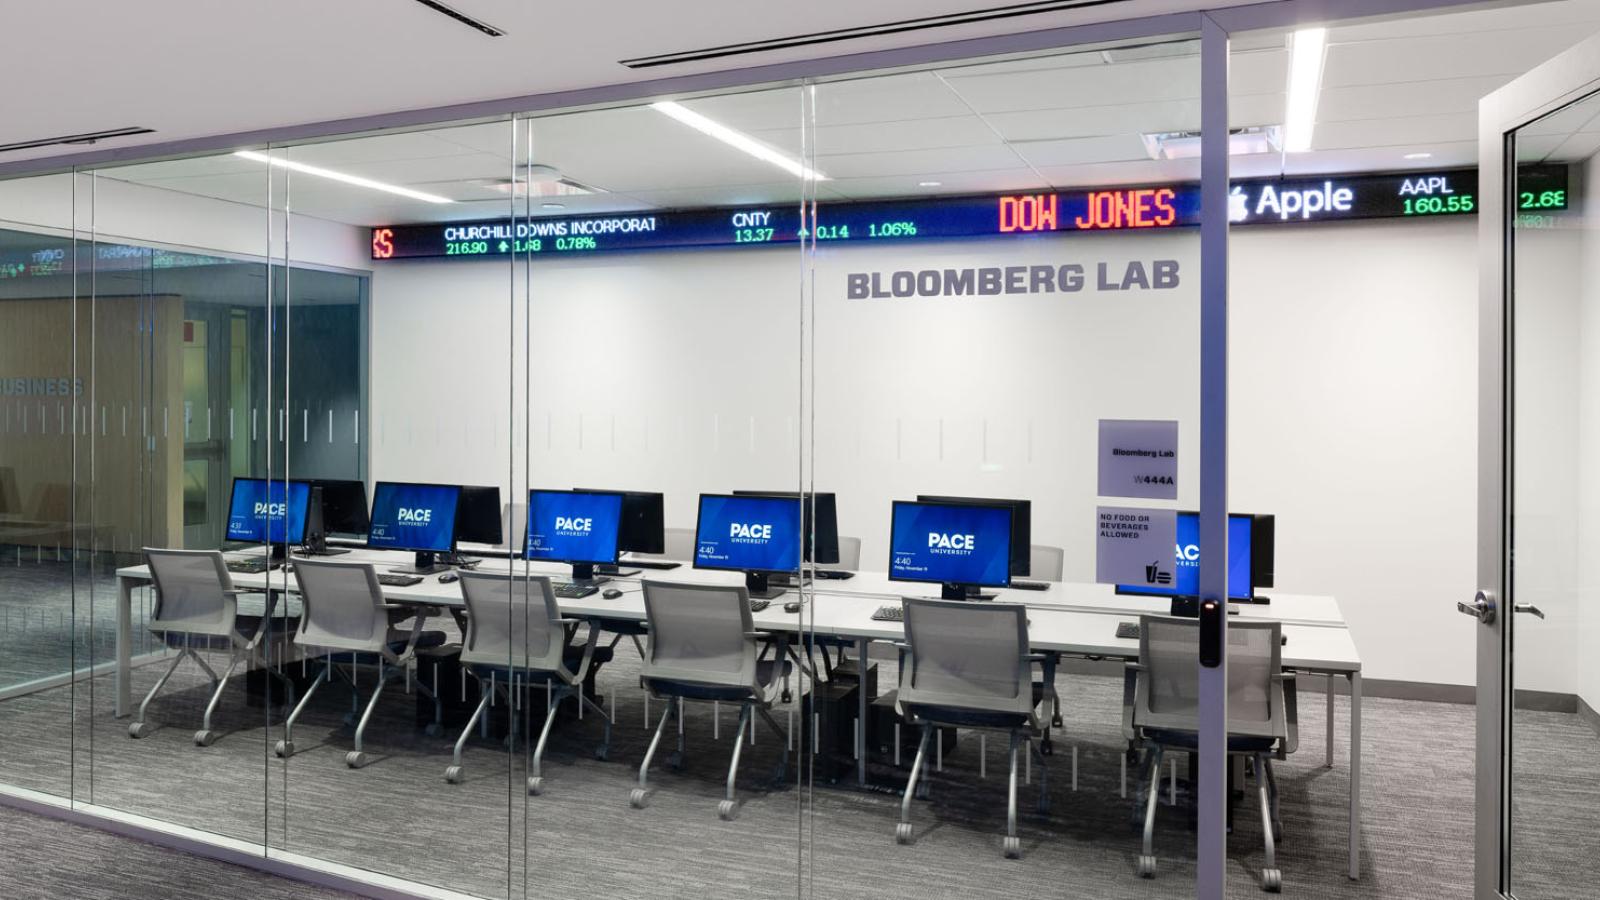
[869,690,957,768]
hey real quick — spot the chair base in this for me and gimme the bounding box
[629,788,650,809]
[527,777,544,796]
[128,722,153,739]
[1002,836,1021,860]
[1261,868,1281,892]
[894,822,914,844]
[717,799,738,821]
[345,751,370,769]
[193,730,217,747]
[1137,855,1157,878]
[273,739,294,759]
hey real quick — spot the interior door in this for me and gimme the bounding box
[1475,30,1600,900]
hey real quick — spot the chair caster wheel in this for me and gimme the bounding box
[274,740,294,759]
[345,751,369,769]
[895,822,914,845]
[527,777,544,796]
[444,766,463,784]
[423,723,442,738]
[629,788,650,809]
[1261,868,1281,892]
[1137,855,1157,878]
[594,744,610,761]
[128,722,151,739]
[718,799,739,820]
[1002,836,1022,859]
[194,730,216,747]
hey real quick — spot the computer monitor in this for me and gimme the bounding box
[455,485,504,546]
[225,478,311,558]
[889,499,1013,600]
[731,490,840,566]
[916,495,1031,577]
[525,489,624,583]
[573,489,665,574]
[367,481,462,574]
[309,479,369,535]
[1115,512,1268,613]
[694,493,803,600]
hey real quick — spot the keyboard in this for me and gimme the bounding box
[871,605,904,622]
[1010,580,1050,591]
[554,582,599,599]
[749,599,770,613]
[622,559,681,570]
[1116,622,1141,640]
[226,558,278,574]
[377,573,424,587]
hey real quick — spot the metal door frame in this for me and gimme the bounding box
[1476,30,1600,900]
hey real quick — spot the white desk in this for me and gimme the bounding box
[113,549,1363,879]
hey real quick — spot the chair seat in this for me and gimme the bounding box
[648,659,792,702]
[903,682,1046,731]
[305,630,448,665]
[467,644,615,681]
[1141,727,1279,753]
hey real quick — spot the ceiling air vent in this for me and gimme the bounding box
[0,127,156,154]
[409,0,505,37]
[619,0,1134,68]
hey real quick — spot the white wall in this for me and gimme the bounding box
[1578,157,1600,715]
[368,216,1521,688]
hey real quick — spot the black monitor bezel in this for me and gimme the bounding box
[916,494,1030,577]
[225,476,311,545]
[692,492,804,577]
[454,485,504,545]
[887,499,1014,590]
[307,478,370,536]
[366,481,463,555]
[730,490,841,566]
[523,488,625,566]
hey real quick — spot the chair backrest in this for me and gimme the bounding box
[638,580,758,691]
[1134,615,1284,738]
[898,598,1033,718]
[144,548,236,637]
[457,572,566,675]
[820,535,862,571]
[290,559,391,655]
[1028,544,1065,582]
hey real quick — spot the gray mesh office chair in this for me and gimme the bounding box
[129,548,296,746]
[276,558,445,769]
[1028,544,1065,582]
[1124,615,1294,892]
[630,580,791,820]
[894,598,1049,859]
[444,572,613,794]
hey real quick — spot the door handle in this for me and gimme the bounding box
[1513,603,1546,620]
[1457,590,1496,624]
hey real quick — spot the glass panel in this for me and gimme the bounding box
[0,172,80,800]
[1509,87,1600,899]
[802,36,1204,896]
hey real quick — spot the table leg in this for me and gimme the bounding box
[116,575,133,718]
[1348,671,1362,880]
[857,637,869,787]
[1325,673,1335,768]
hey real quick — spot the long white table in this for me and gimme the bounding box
[114,549,1363,879]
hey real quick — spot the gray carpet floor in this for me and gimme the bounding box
[2,560,1598,899]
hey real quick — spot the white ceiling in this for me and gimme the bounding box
[62,1,1600,226]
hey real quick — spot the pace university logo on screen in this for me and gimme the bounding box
[695,495,801,572]
[525,491,623,564]
[226,479,310,544]
[369,484,459,552]
[889,502,1011,587]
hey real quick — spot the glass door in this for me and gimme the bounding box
[1476,29,1600,900]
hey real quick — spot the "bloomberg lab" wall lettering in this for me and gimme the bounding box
[846,259,1180,300]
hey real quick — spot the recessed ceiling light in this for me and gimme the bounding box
[651,101,828,181]
[1403,152,1432,160]
[1283,27,1328,154]
[232,150,452,203]
[542,202,566,209]
[919,181,942,187]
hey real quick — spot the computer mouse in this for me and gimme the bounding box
[602,588,623,600]
[783,600,803,614]
[438,572,459,584]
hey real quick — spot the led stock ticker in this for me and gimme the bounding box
[371,165,1568,261]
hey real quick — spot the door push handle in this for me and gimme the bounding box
[1458,590,1496,625]
[1513,603,1546,620]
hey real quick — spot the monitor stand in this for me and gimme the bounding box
[569,563,611,587]
[391,551,451,576]
[942,583,995,602]
[746,571,786,601]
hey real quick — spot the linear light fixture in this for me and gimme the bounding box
[232,150,453,203]
[650,101,827,181]
[1283,27,1328,154]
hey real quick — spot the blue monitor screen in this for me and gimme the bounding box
[225,479,310,544]
[1117,512,1253,600]
[525,490,624,564]
[694,494,802,573]
[888,501,1013,588]
[367,482,460,552]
